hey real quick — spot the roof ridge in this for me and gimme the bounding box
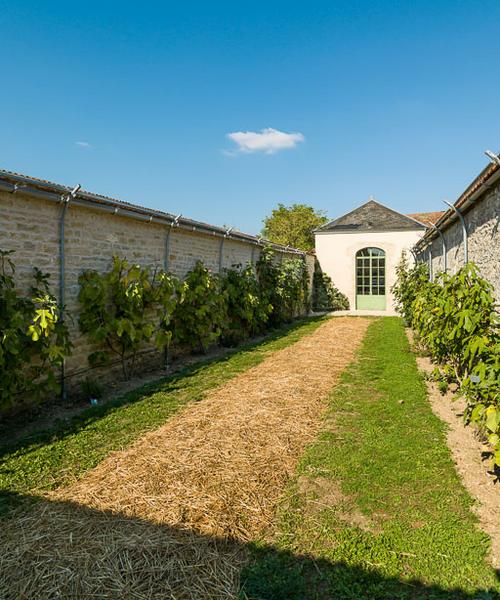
[316,198,426,233]
[316,198,378,231]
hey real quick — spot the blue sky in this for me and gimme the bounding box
[1,1,499,234]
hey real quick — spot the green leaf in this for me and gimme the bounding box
[488,433,499,447]
[485,407,500,433]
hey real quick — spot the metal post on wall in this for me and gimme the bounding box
[485,149,500,166]
[431,224,447,273]
[165,214,181,271]
[443,200,468,265]
[218,227,233,273]
[254,237,263,270]
[163,214,181,371]
[427,244,433,282]
[59,184,80,401]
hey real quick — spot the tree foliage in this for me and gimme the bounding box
[0,250,71,414]
[261,203,328,251]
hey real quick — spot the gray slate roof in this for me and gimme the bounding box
[316,200,426,233]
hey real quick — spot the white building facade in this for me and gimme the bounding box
[314,200,427,314]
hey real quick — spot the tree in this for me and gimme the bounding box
[261,204,328,251]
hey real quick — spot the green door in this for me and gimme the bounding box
[356,247,386,310]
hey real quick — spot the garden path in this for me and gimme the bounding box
[1,316,370,599]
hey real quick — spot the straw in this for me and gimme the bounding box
[0,317,369,599]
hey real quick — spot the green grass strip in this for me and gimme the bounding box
[0,317,325,515]
[241,317,499,599]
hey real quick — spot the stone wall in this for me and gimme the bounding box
[0,189,314,391]
[422,179,500,299]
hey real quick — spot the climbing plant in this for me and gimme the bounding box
[171,261,227,352]
[395,260,500,467]
[221,263,272,345]
[0,250,71,414]
[78,257,180,379]
[276,255,310,320]
[463,339,500,466]
[391,251,428,324]
[412,264,498,381]
[3,246,312,412]
[255,247,282,326]
[312,262,349,311]
[256,247,310,325]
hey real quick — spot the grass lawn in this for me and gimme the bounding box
[241,317,499,599]
[0,317,325,515]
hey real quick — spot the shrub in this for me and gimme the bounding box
[255,247,282,327]
[220,264,272,345]
[276,256,310,320]
[391,251,428,324]
[312,264,349,311]
[256,247,309,325]
[78,257,180,379]
[394,260,500,467]
[412,264,497,382]
[462,338,500,464]
[0,250,71,414]
[171,261,227,352]
[79,253,312,373]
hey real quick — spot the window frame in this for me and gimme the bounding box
[355,247,386,296]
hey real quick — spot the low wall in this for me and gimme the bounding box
[0,183,314,392]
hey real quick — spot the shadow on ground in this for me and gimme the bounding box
[0,491,497,600]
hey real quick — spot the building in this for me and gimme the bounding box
[314,199,435,314]
[314,152,500,314]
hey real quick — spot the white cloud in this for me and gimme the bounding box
[75,141,92,148]
[226,127,304,154]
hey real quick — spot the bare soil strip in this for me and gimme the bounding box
[0,317,369,599]
[412,338,500,569]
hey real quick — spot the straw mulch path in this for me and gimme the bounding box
[1,317,370,599]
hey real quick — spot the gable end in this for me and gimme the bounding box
[316,200,427,233]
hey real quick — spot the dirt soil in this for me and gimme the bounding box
[0,316,370,599]
[409,332,500,570]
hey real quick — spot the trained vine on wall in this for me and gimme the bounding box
[78,249,311,377]
[312,262,349,312]
[170,260,226,353]
[1,247,312,415]
[220,263,272,346]
[256,247,309,326]
[0,250,71,415]
[78,257,180,379]
[393,253,500,468]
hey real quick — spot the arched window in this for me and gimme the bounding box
[356,247,386,310]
